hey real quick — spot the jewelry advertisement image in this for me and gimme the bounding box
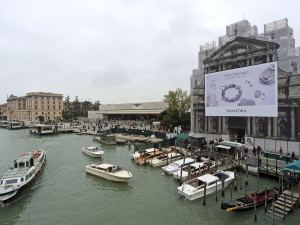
[205,62,278,117]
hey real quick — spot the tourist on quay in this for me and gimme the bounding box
[252,147,256,156]
[279,147,283,154]
[291,151,295,160]
[257,146,262,155]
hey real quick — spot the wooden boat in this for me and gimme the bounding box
[135,149,165,165]
[149,152,181,167]
[221,188,279,211]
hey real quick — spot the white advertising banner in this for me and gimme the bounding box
[205,62,278,117]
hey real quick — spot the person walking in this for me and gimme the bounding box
[252,147,256,156]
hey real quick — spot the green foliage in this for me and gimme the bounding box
[93,100,101,110]
[38,116,44,122]
[161,88,191,128]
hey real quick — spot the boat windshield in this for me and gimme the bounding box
[6,179,18,184]
[19,162,26,167]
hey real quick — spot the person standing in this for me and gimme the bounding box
[252,147,256,156]
[279,147,283,154]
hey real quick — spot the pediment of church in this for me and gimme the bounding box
[203,36,279,64]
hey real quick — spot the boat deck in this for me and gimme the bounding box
[3,167,30,179]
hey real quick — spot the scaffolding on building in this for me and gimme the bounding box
[264,18,288,33]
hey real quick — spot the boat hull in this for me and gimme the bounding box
[82,149,103,158]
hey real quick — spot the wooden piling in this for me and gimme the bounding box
[144,150,146,165]
[240,171,243,190]
[245,164,249,185]
[198,165,201,177]
[254,192,257,221]
[216,153,218,171]
[234,169,237,190]
[272,202,275,225]
[222,173,225,196]
[244,180,246,197]
[215,177,218,201]
[203,182,207,205]
[257,171,259,192]
[188,164,191,180]
[264,187,267,212]
[283,193,286,220]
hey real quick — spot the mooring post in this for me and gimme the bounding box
[254,192,257,221]
[216,177,218,201]
[222,173,225,196]
[257,171,259,192]
[198,165,201,177]
[166,151,169,165]
[265,187,267,213]
[203,182,207,205]
[240,171,243,190]
[283,193,286,220]
[144,150,146,165]
[245,164,249,185]
[234,169,237,190]
[272,202,275,225]
[245,180,247,197]
[188,164,191,180]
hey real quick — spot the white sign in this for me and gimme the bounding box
[205,62,278,117]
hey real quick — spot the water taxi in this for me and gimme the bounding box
[0,150,46,204]
[85,163,132,182]
[0,121,9,128]
[82,146,104,158]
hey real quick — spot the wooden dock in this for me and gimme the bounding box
[266,187,300,220]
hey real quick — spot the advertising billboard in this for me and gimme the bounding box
[205,62,278,117]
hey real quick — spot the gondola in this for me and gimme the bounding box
[221,187,280,211]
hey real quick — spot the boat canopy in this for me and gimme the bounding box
[197,174,219,183]
[96,163,114,169]
[216,145,231,150]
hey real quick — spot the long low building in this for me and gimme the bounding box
[88,101,167,120]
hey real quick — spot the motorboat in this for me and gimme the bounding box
[178,170,234,201]
[162,158,194,175]
[82,146,104,158]
[131,148,156,160]
[173,162,208,182]
[0,150,46,204]
[85,163,132,182]
[221,187,279,211]
[149,152,181,167]
[134,149,164,165]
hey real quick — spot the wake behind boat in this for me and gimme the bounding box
[82,146,104,158]
[0,149,46,204]
[86,163,132,182]
[221,188,279,211]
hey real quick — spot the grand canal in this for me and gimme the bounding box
[0,128,299,225]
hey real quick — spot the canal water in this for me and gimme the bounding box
[0,128,299,225]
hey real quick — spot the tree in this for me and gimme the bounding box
[162,88,191,129]
[73,96,81,119]
[38,116,44,123]
[93,100,101,110]
[81,100,92,117]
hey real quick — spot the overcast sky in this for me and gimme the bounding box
[1,0,299,104]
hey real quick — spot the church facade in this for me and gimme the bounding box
[191,19,300,155]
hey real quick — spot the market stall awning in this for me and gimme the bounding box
[283,160,300,173]
[176,133,189,139]
[189,133,205,139]
[216,145,231,150]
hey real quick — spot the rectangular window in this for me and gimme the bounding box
[59,106,61,109]
[53,106,55,109]
[42,106,44,109]
[47,97,50,100]
[48,101,49,104]
[36,112,38,115]
[35,106,37,110]
[48,106,49,109]
[54,112,56,114]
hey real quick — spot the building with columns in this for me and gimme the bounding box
[191,18,300,155]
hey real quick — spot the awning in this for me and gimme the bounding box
[176,133,189,139]
[283,160,300,173]
[216,145,231,150]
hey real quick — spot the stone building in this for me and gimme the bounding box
[0,103,7,120]
[191,18,300,155]
[7,92,63,121]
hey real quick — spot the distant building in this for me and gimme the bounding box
[0,103,7,120]
[7,92,63,121]
[88,101,167,121]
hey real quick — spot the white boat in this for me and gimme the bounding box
[131,148,155,160]
[0,121,9,128]
[82,146,104,158]
[0,150,46,204]
[177,170,234,201]
[85,163,132,182]
[149,152,181,167]
[161,158,194,175]
[7,121,25,129]
[133,148,164,165]
[173,162,207,181]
